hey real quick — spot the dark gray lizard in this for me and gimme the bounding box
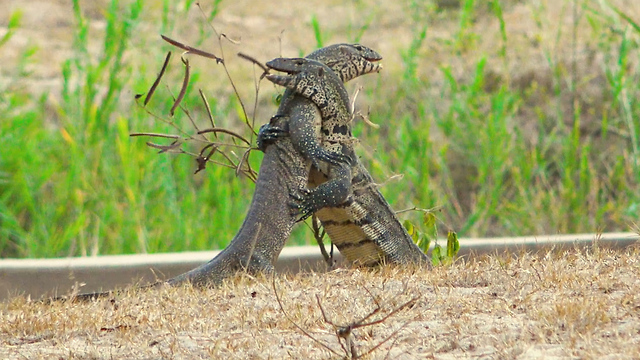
[259,58,429,266]
[167,44,386,286]
[58,44,384,301]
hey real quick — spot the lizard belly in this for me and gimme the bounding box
[315,206,384,266]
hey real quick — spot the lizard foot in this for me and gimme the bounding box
[256,124,288,151]
[289,188,316,222]
[313,150,354,168]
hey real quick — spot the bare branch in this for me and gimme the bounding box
[315,291,421,359]
[237,52,270,74]
[146,140,183,154]
[395,205,442,215]
[144,51,171,106]
[195,3,251,131]
[170,56,190,116]
[364,286,382,310]
[130,132,179,139]
[194,143,217,174]
[235,148,252,177]
[315,294,350,356]
[220,32,241,45]
[161,34,223,63]
[241,223,261,272]
[360,318,413,359]
[355,296,419,328]
[312,214,331,266]
[272,276,340,356]
[199,89,217,138]
[349,85,361,115]
[198,128,252,146]
[134,99,194,139]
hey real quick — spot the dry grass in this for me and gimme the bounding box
[2,246,640,359]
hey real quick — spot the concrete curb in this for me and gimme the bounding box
[1,232,637,300]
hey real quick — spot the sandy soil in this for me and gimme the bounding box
[2,247,640,359]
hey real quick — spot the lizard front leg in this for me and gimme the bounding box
[256,124,288,152]
[257,116,353,167]
[291,161,353,221]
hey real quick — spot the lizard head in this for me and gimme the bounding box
[305,43,383,82]
[265,58,338,91]
[265,57,319,74]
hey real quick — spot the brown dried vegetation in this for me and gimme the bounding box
[2,246,640,358]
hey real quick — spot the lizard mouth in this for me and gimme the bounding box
[363,58,383,75]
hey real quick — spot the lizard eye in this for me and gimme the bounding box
[295,59,304,65]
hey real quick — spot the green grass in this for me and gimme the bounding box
[362,0,640,237]
[1,0,638,258]
[0,0,255,257]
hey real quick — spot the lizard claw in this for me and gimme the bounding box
[257,124,288,151]
[289,188,315,222]
[321,151,354,166]
[309,149,354,171]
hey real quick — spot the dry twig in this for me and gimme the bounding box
[315,291,419,359]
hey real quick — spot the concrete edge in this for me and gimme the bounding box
[1,232,638,300]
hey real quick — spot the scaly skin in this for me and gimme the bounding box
[264,58,356,220]
[259,58,428,266]
[59,44,384,301]
[166,44,385,285]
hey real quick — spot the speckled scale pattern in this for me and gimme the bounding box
[261,44,428,266]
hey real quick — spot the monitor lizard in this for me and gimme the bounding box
[54,44,387,303]
[259,57,429,266]
[165,44,386,287]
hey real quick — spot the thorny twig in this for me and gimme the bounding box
[134,24,265,181]
[272,276,342,357]
[312,213,333,267]
[196,3,254,132]
[273,275,420,359]
[395,205,442,215]
[350,86,379,129]
[315,292,420,359]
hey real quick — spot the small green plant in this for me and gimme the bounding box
[310,14,325,49]
[405,212,460,266]
[0,10,21,48]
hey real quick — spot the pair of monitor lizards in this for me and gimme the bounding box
[66,44,428,300]
[166,43,428,288]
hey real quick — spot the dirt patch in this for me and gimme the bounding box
[2,246,640,359]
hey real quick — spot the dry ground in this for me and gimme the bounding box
[2,246,640,359]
